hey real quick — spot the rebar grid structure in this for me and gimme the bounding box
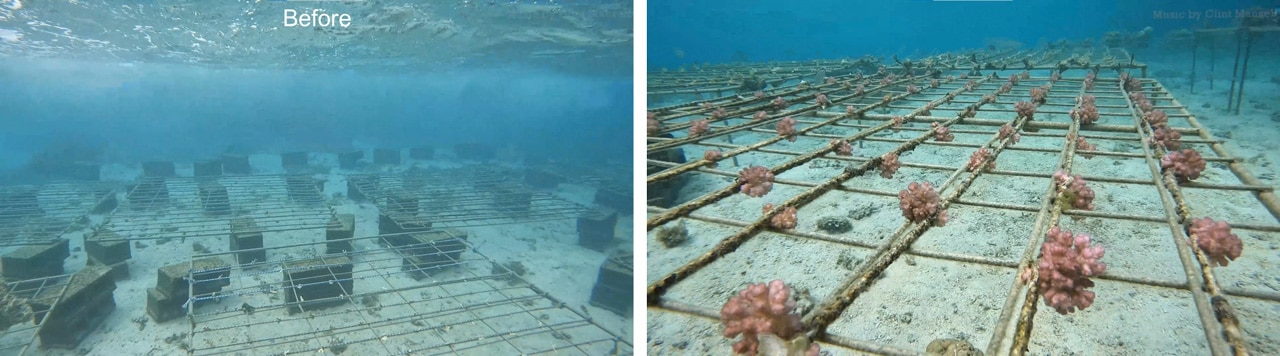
[1188,25,1280,114]
[0,182,117,247]
[96,175,338,243]
[350,166,589,228]
[180,234,631,356]
[0,273,76,355]
[645,51,1279,355]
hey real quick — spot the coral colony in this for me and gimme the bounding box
[690,119,711,137]
[754,111,768,121]
[703,150,723,169]
[879,152,901,179]
[1189,218,1244,267]
[776,117,798,142]
[931,122,954,142]
[830,139,853,156]
[1071,94,1100,125]
[1033,227,1107,315]
[1161,149,1207,183]
[647,112,661,136]
[998,124,1021,145]
[720,281,820,356]
[739,166,775,198]
[899,182,948,226]
[967,148,995,172]
[763,204,798,230]
[1053,171,1096,212]
[814,93,831,109]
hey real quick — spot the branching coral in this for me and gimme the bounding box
[815,94,831,109]
[845,105,857,116]
[1160,149,1206,183]
[703,150,723,169]
[763,204,798,230]
[1189,217,1243,267]
[771,97,788,111]
[1036,227,1107,314]
[647,112,661,137]
[1130,92,1153,112]
[892,116,905,131]
[998,124,1021,145]
[1073,135,1096,159]
[720,280,818,356]
[931,122,954,142]
[1014,101,1038,119]
[831,139,853,156]
[1071,95,1100,125]
[1123,75,1143,92]
[776,117,798,142]
[967,148,996,172]
[907,84,920,94]
[1152,126,1182,150]
[1029,86,1048,105]
[880,152,901,179]
[738,166,775,197]
[1143,109,1168,126]
[754,111,768,121]
[713,107,728,120]
[898,182,948,226]
[855,84,865,95]
[1053,170,1096,211]
[690,119,711,137]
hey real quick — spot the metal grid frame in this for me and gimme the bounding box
[0,273,76,355]
[645,48,1279,355]
[181,233,632,356]
[0,181,118,247]
[96,174,338,243]
[350,166,589,228]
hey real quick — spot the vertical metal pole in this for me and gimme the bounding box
[1208,36,1215,90]
[1234,30,1253,115]
[1227,29,1243,111]
[1190,33,1198,93]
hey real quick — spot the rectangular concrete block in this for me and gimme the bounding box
[128,178,169,210]
[589,251,632,316]
[221,154,252,175]
[378,212,431,237]
[36,265,116,349]
[85,229,131,265]
[145,287,183,323]
[283,256,353,314]
[156,257,231,300]
[576,206,617,252]
[229,218,265,265]
[0,238,70,280]
[281,152,308,168]
[198,182,231,216]
[326,214,355,255]
[142,161,175,178]
[373,149,400,165]
[399,229,468,279]
[338,151,363,170]
[346,175,377,202]
[193,160,223,177]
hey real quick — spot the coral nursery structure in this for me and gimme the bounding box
[646,51,1278,355]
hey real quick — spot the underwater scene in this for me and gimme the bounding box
[0,1,633,355]
[645,0,1279,355]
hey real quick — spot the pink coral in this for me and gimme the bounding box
[930,79,940,88]
[1143,109,1168,126]
[690,119,711,137]
[1014,101,1037,119]
[899,182,948,226]
[880,152,901,179]
[721,280,807,356]
[1123,76,1142,92]
[998,124,1020,145]
[1074,135,1096,159]
[1071,95,1100,125]
[1030,86,1048,105]
[739,166,775,197]
[1152,126,1182,150]
[1053,171,1096,211]
[763,204,798,230]
[771,97,788,111]
[815,93,831,108]
[1036,226,1107,314]
[845,105,857,115]
[855,84,865,95]
[907,84,920,94]
[647,113,661,137]
[831,139,853,156]
[999,83,1013,94]
[931,122,954,142]
[754,111,768,121]
[891,116,905,131]
[776,116,798,142]
[1189,217,1243,267]
[713,107,728,119]
[967,148,996,172]
[1161,149,1206,183]
[704,150,723,169]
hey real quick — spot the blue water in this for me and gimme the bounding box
[0,60,631,181]
[648,0,1271,68]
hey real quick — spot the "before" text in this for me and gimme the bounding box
[283,9,352,28]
